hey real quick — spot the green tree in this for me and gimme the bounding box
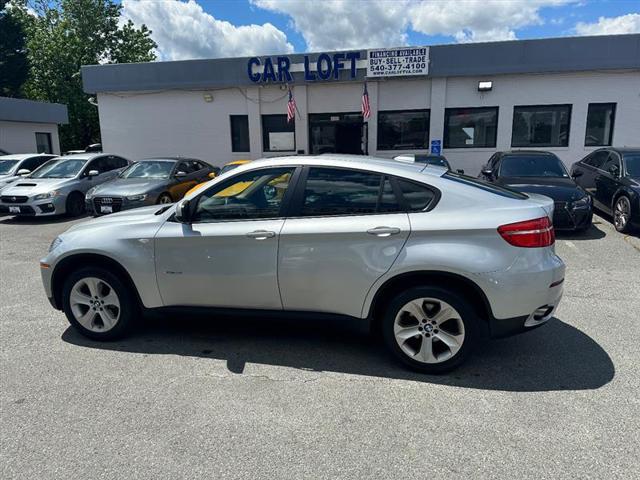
[12,0,156,150]
[0,0,29,97]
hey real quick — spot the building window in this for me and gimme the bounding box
[377,110,430,150]
[444,107,498,149]
[585,103,615,147]
[512,104,571,147]
[262,114,295,152]
[230,115,250,152]
[35,132,52,154]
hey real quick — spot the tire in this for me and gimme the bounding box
[156,193,173,205]
[65,192,85,217]
[613,196,632,233]
[381,286,478,374]
[62,267,138,341]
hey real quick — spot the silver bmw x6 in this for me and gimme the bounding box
[41,155,565,373]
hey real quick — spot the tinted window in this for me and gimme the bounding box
[193,167,294,222]
[21,156,53,172]
[602,153,620,175]
[111,156,129,169]
[377,110,430,150]
[585,151,610,169]
[443,172,528,199]
[31,159,87,178]
[262,114,295,152]
[444,107,498,148]
[230,115,250,152]
[378,177,402,213]
[624,154,640,177]
[302,168,382,216]
[176,161,199,174]
[88,157,111,174]
[397,179,435,211]
[585,103,615,146]
[0,159,19,174]
[512,105,571,147]
[120,161,174,179]
[221,163,242,175]
[499,154,568,178]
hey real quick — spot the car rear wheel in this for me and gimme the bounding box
[613,196,632,233]
[382,286,478,373]
[65,192,85,217]
[62,267,138,340]
[157,193,173,204]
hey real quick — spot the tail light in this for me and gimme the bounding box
[498,216,555,248]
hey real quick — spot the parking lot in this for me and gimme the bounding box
[1,213,639,479]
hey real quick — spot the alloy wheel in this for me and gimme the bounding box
[69,277,121,332]
[158,194,172,204]
[393,298,465,364]
[614,197,630,231]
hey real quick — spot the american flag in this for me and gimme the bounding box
[287,88,296,123]
[361,82,371,119]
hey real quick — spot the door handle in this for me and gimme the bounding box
[366,226,401,237]
[246,230,276,240]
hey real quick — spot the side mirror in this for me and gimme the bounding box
[16,169,31,176]
[87,169,99,177]
[174,199,191,223]
[208,172,217,179]
[175,171,187,178]
[456,169,465,175]
[571,170,583,178]
[608,165,620,177]
[481,168,493,178]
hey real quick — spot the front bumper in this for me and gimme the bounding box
[0,196,66,216]
[553,202,593,231]
[87,195,156,216]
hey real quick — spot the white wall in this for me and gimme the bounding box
[96,70,640,172]
[0,121,61,155]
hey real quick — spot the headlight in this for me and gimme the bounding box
[49,236,63,252]
[85,188,96,200]
[126,194,147,201]
[572,196,591,209]
[34,191,60,200]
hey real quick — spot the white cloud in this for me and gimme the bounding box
[252,0,410,50]
[121,0,293,61]
[575,13,640,36]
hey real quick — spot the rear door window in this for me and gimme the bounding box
[585,150,609,169]
[397,179,436,211]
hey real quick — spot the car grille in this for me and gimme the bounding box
[1,195,29,204]
[93,196,123,213]
[553,201,573,229]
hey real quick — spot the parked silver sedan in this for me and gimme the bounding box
[40,155,565,373]
[85,157,215,216]
[0,153,130,217]
[0,153,57,192]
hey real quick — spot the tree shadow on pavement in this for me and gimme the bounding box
[61,313,614,393]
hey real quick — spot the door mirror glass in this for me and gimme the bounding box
[174,199,191,223]
[175,171,187,178]
[87,169,99,177]
[16,169,31,176]
[481,168,493,177]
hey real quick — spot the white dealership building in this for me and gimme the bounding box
[82,34,639,174]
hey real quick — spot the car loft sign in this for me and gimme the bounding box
[248,52,362,83]
[247,47,429,83]
[367,47,429,77]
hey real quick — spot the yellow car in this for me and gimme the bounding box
[185,159,251,196]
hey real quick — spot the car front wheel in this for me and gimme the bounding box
[382,287,478,373]
[62,267,138,340]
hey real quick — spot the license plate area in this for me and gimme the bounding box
[100,205,113,213]
[9,206,20,213]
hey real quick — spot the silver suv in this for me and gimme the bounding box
[41,155,565,373]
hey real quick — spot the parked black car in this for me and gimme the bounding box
[570,148,640,233]
[480,150,592,232]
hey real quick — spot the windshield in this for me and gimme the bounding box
[443,172,528,199]
[220,163,242,175]
[624,154,640,177]
[120,161,175,179]
[499,155,568,178]
[0,160,19,175]
[30,159,87,178]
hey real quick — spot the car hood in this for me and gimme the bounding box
[1,177,74,196]
[91,178,168,196]
[66,205,168,234]
[497,176,586,202]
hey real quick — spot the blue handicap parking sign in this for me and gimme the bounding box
[430,140,442,155]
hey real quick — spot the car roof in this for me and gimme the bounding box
[608,147,640,154]
[244,154,444,178]
[498,150,557,156]
[0,153,55,161]
[51,153,110,161]
[138,157,180,162]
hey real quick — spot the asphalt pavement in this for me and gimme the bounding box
[1,213,639,479]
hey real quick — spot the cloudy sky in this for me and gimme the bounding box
[119,0,640,61]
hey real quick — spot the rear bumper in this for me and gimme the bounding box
[489,296,561,338]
